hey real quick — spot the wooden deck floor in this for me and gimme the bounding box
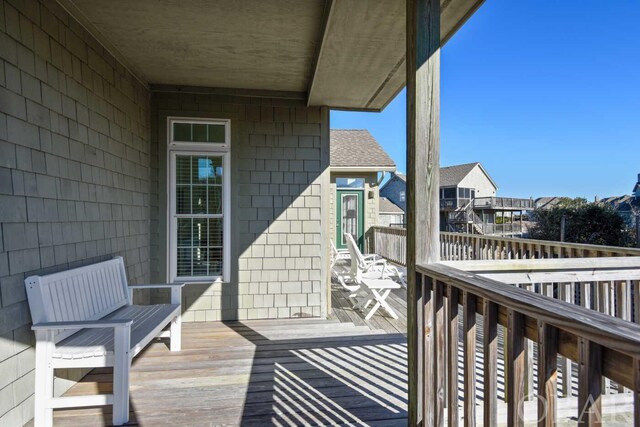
[49,319,408,426]
[328,264,407,335]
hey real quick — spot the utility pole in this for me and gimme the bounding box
[560,214,566,242]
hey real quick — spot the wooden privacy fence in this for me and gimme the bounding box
[415,261,640,426]
[368,227,640,266]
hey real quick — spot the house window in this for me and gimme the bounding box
[443,187,456,199]
[168,118,230,282]
[399,191,406,202]
[336,178,365,188]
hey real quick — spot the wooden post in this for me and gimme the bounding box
[560,215,566,242]
[407,0,441,424]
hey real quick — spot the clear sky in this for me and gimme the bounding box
[330,0,640,200]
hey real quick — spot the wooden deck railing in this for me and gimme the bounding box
[440,231,640,261]
[415,261,640,426]
[368,227,640,266]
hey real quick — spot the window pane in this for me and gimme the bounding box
[173,123,191,141]
[208,248,223,276]
[176,247,192,277]
[336,178,364,188]
[207,186,223,214]
[443,188,456,198]
[177,218,192,246]
[207,124,226,143]
[192,218,208,247]
[210,157,223,184]
[192,248,208,276]
[172,121,226,144]
[191,185,207,214]
[192,124,207,142]
[209,218,223,247]
[176,186,190,214]
[176,156,191,184]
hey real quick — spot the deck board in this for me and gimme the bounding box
[46,319,407,426]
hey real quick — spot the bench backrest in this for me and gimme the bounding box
[25,256,130,343]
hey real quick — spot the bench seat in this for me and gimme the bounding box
[52,304,180,360]
[25,256,183,427]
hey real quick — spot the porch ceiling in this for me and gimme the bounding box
[57,0,483,111]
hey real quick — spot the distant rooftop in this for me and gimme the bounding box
[330,129,395,169]
[379,197,404,214]
[389,162,497,188]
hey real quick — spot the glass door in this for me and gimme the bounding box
[336,190,364,251]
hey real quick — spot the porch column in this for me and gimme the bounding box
[406,0,441,425]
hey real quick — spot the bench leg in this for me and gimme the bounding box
[170,315,181,351]
[34,332,54,427]
[113,325,131,425]
[170,286,182,351]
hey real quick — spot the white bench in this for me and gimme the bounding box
[25,256,184,427]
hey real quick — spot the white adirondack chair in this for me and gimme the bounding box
[344,233,405,285]
[344,233,402,320]
[330,239,350,269]
[24,256,184,427]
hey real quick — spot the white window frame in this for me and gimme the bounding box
[167,117,231,283]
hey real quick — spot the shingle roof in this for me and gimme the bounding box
[330,129,395,168]
[388,163,496,188]
[440,162,481,187]
[379,197,404,213]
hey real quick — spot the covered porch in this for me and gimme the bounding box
[2,0,640,426]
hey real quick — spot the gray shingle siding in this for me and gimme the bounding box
[0,1,150,424]
[149,92,329,322]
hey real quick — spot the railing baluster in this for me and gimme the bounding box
[634,357,640,426]
[463,291,477,427]
[448,285,460,427]
[483,299,498,427]
[435,281,446,426]
[577,338,602,426]
[507,309,525,427]
[423,274,434,424]
[537,321,558,427]
[560,283,574,397]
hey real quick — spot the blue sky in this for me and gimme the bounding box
[331,0,640,200]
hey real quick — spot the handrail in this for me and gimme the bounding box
[415,261,640,425]
[418,262,640,357]
[441,231,640,258]
[369,227,640,266]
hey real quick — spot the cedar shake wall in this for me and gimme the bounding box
[150,92,330,322]
[0,0,151,424]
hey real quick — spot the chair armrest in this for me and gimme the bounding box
[128,283,184,305]
[32,319,133,331]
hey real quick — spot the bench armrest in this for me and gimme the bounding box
[128,283,185,289]
[32,319,133,331]
[128,283,184,305]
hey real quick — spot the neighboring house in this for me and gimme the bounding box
[378,197,405,227]
[380,162,533,236]
[601,173,640,226]
[329,130,395,251]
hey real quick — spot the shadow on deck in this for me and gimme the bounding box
[46,319,407,426]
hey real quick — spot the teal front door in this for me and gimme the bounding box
[336,190,364,251]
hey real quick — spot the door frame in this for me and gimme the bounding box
[336,189,365,251]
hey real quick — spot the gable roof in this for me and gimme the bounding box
[440,162,497,189]
[379,197,404,214]
[384,163,498,189]
[330,129,396,170]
